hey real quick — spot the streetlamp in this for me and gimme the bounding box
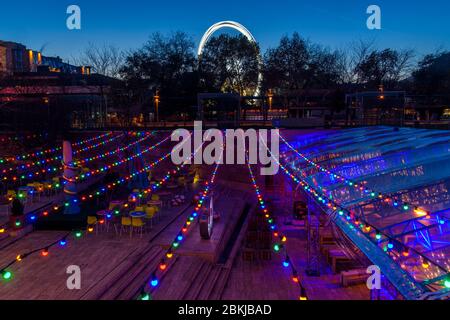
[267,88,273,110]
[153,89,160,123]
[378,84,385,100]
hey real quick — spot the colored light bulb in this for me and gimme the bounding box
[150,274,158,287]
[2,270,12,280]
[60,238,67,246]
[41,248,49,257]
[444,279,450,289]
[140,292,151,300]
[273,244,280,252]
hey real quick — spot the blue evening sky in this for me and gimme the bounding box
[0,0,449,62]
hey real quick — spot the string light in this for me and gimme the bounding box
[41,248,49,257]
[0,132,124,182]
[0,132,112,165]
[0,232,73,282]
[444,279,450,289]
[1,270,12,280]
[150,273,159,287]
[278,132,429,217]
[263,135,449,288]
[159,260,167,271]
[292,271,299,283]
[247,158,306,300]
[299,287,308,300]
[283,256,290,268]
[137,140,223,300]
[139,291,151,300]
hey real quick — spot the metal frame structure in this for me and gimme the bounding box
[281,126,450,299]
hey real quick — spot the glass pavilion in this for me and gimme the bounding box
[280,126,450,299]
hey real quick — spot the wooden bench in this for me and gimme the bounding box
[319,229,335,245]
[320,244,338,259]
[329,249,352,274]
[341,268,368,287]
[242,248,257,261]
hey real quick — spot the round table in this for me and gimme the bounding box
[147,200,162,206]
[110,200,125,207]
[97,209,112,217]
[130,211,145,218]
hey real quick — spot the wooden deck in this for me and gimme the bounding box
[222,225,370,300]
[0,198,195,300]
[0,165,372,300]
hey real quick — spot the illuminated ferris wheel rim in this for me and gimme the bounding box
[198,21,263,97]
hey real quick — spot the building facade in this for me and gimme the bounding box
[0,40,91,75]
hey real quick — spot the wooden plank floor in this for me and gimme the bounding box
[0,163,372,300]
[158,187,248,262]
[222,225,370,300]
[0,200,195,300]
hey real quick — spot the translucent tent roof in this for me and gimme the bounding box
[281,127,450,299]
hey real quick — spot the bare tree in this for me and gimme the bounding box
[345,39,377,84]
[73,43,124,78]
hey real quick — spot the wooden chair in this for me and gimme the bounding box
[341,268,368,287]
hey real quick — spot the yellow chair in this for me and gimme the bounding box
[34,183,44,192]
[87,216,97,225]
[52,177,61,193]
[30,182,44,200]
[87,216,98,234]
[131,217,145,237]
[6,190,16,201]
[17,190,28,204]
[144,206,156,228]
[120,217,132,236]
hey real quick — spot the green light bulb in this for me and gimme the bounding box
[445,279,450,289]
[2,271,12,280]
[140,293,151,300]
